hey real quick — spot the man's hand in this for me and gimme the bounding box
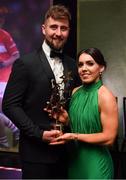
[42,130,62,144]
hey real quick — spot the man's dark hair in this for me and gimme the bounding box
[44,5,71,23]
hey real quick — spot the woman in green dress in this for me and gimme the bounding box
[47,47,118,179]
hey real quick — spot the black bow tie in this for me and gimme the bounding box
[50,50,63,59]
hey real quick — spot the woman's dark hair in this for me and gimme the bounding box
[77,47,107,68]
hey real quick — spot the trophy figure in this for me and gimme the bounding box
[46,72,73,131]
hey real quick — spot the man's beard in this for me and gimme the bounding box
[45,39,64,51]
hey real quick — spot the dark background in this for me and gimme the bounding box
[0,0,77,58]
[0,0,50,55]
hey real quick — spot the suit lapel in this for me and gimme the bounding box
[38,49,55,81]
[37,49,70,89]
[62,55,69,77]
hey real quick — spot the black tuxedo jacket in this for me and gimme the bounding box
[2,48,80,163]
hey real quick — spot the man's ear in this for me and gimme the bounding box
[41,24,45,35]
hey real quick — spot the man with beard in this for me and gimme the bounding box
[2,5,80,179]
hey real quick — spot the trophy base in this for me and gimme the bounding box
[53,123,63,131]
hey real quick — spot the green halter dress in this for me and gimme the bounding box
[68,80,114,179]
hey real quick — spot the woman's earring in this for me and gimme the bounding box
[99,72,102,78]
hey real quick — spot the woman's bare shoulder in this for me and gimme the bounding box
[72,86,82,95]
[99,85,116,103]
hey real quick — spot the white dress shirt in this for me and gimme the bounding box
[42,41,64,99]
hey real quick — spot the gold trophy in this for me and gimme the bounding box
[46,72,73,131]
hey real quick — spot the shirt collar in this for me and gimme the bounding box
[42,40,63,58]
[42,40,51,58]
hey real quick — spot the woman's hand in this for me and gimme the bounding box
[49,133,78,145]
[56,133,77,141]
